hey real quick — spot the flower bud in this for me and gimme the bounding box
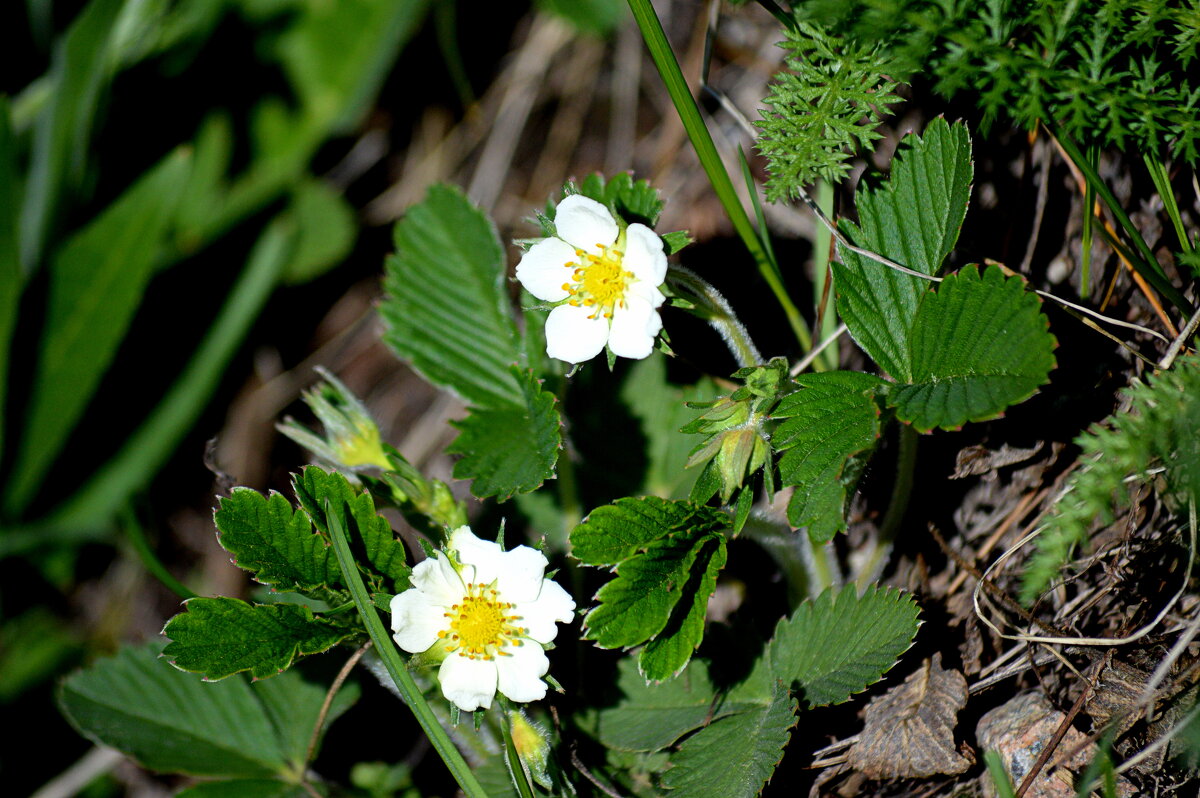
[509,709,553,789]
[278,367,391,471]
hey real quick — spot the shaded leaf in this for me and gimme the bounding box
[889,265,1056,431]
[175,781,315,798]
[162,597,350,681]
[764,585,920,707]
[596,658,726,752]
[0,97,20,466]
[280,179,355,284]
[774,372,886,541]
[253,665,360,769]
[447,367,561,501]
[662,680,797,797]
[639,535,727,681]
[848,653,972,778]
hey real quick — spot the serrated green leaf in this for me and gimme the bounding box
[764,585,920,708]
[215,488,339,594]
[573,172,663,227]
[774,372,887,541]
[571,496,727,566]
[639,535,726,681]
[292,466,410,591]
[447,367,561,500]
[662,680,797,798]
[7,148,192,515]
[163,597,350,681]
[175,780,315,798]
[890,264,1056,431]
[833,118,973,379]
[584,531,709,650]
[58,642,287,777]
[596,658,730,752]
[381,184,524,409]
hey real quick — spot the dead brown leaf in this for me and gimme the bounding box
[848,653,974,779]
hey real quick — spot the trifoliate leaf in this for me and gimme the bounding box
[59,643,319,778]
[162,597,351,681]
[662,680,797,798]
[214,487,340,596]
[381,184,524,409]
[574,497,729,678]
[774,372,887,542]
[571,495,727,566]
[447,367,561,501]
[832,118,973,380]
[763,585,920,708]
[889,264,1056,431]
[292,466,410,592]
[596,658,728,752]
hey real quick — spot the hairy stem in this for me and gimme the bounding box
[667,265,763,368]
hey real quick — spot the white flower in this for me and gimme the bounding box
[390,526,576,712]
[516,194,668,363]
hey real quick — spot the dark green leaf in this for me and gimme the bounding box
[447,367,561,501]
[253,665,360,768]
[774,372,886,541]
[596,658,731,752]
[381,184,525,409]
[890,264,1056,431]
[571,496,727,566]
[7,149,192,515]
[0,97,20,466]
[175,780,315,798]
[58,643,287,777]
[572,172,663,227]
[215,488,339,594]
[764,585,920,708]
[163,597,350,681]
[639,533,726,681]
[833,118,973,379]
[280,179,355,284]
[662,680,796,797]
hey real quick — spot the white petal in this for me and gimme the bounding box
[515,238,576,302]
[627,277,666,308]
[517,579,576,643]
[607,297,662,360]
[439,654,498,712]
[389,590,447,653]
[408,553,464,606]
[554,195,618,253]
[622,224,668,286]
[545,304,610,364]
[449,526,504,585]
[495,642,550,703]
[494,545,549,604]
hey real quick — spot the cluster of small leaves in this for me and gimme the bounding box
[594,585,921,797]
[756,21,903,198]
[796,0,1200,162]
[161,466,409,680]
[684,358,794,531]
[1022,354,1200,602]
[571,497,730,680]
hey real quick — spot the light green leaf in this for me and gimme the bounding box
[889,264,1057,431]
[162,597,350,681]
[662,681,797,798]
[447,367,561,501]
[833,118,973,379]
[382,184,524,409]
[280,179,355,284]
[214,488,339,595]
[571,496,728,566]
[639,536,726,681]
[773,372,886,542]
[0,97,20,466]
[175,780,315,798]
[7,148,192,515]
[596,658,728,752]
[621,355,720,498]
[292,466,411,591]
[58,642,287,777]
[764,585,920,708]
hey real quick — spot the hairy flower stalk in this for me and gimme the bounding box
[516,194,668,363]
[390,526,575,712]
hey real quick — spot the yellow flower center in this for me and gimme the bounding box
[560,242,633,320]
[440,582,526,661]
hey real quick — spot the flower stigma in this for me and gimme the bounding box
[440,581,527,660]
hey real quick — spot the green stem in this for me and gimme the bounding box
[325,499,489,798]
[627,0,812,351]
[119,506,197,601]
[1050,125,1192,315]
[812,179,839,371]
[1081,145,1097,300]
[667,266,763,367]
[855,422,917,589]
